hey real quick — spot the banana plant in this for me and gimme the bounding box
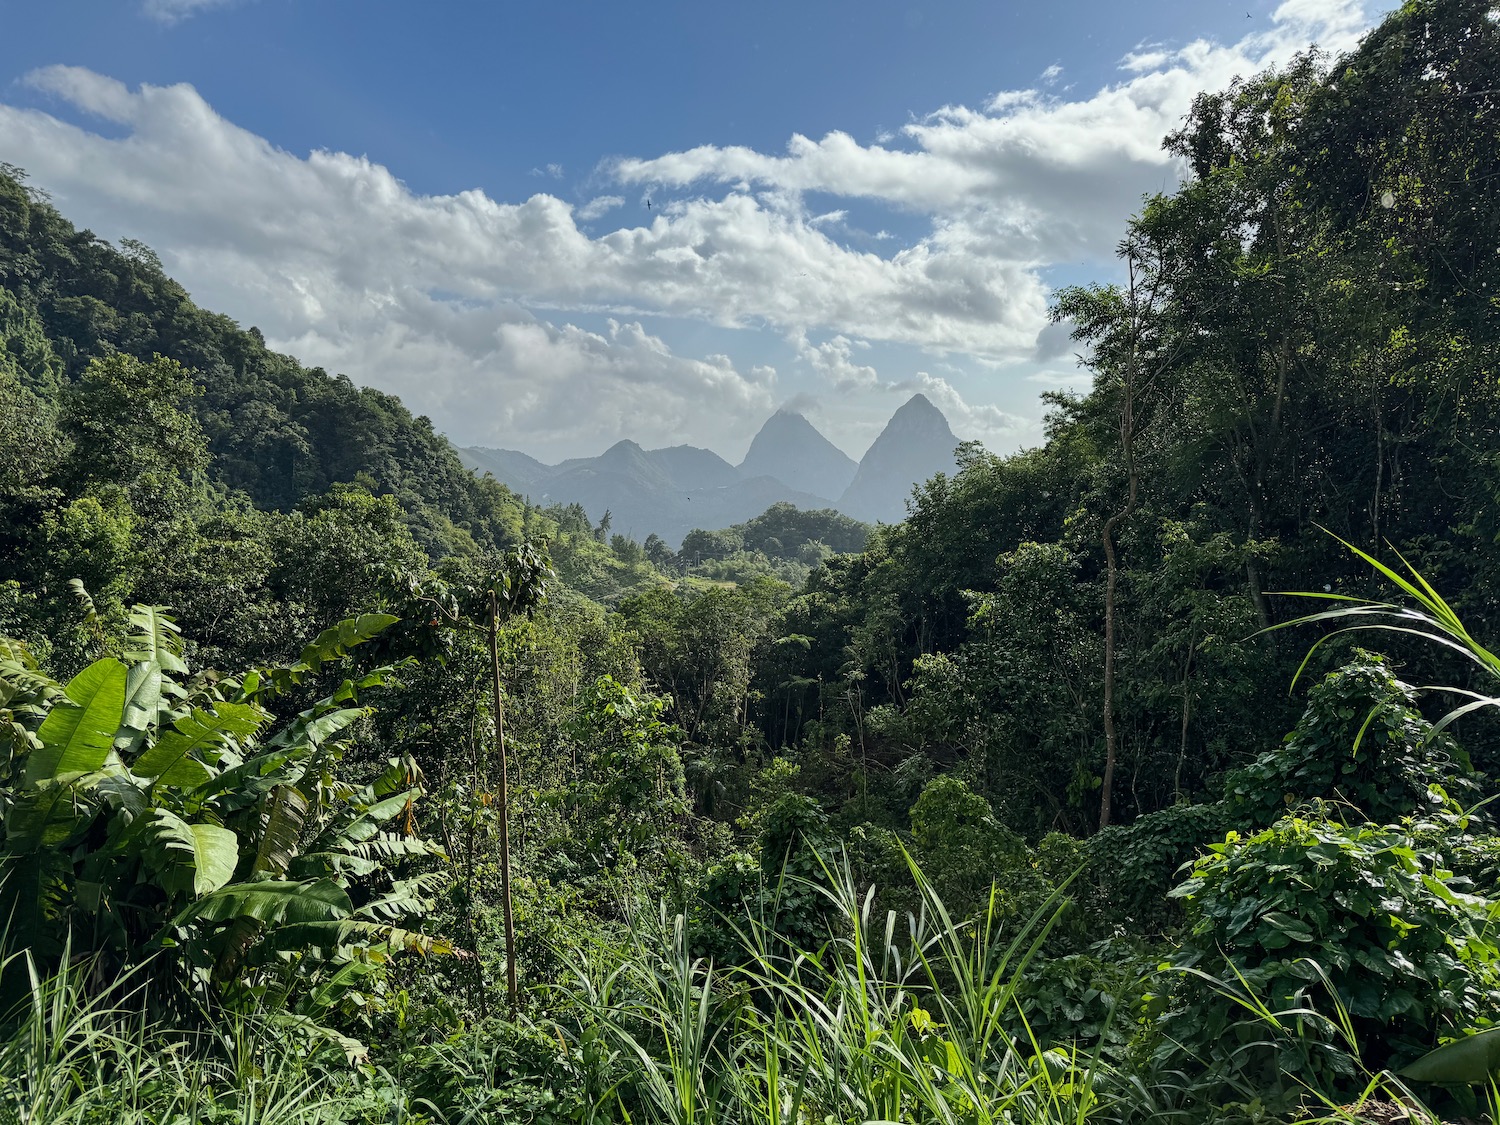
[0,603,447,1013]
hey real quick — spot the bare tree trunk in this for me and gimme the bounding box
[1099,492,1133,830]
[1099,295,1141,832]
[489,591,518,1011]
[1174,632,1196,801]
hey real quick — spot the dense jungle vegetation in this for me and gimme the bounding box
[3,2,1500,1121]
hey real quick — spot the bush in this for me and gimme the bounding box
[1087,801,1236,935]
[1224,651,1478,827]
[1165,806,1500,1090]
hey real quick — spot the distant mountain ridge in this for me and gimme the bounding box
[461,395,964,546]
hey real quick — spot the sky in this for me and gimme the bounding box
[0,0,1394,462]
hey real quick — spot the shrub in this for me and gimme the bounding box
[1165,806,1500,1090]
[1224,651,1479,827]
[1087,801,1236,935]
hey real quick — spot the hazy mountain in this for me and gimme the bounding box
[456,446,550,490]
[838,394,960,524]
[738,410,858,501]
[460,397,964,543]
[461,436,836,547]
[649,445,741,491]
[552,440,676,493]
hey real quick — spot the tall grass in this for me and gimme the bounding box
[552,848,1110,1125]
[1275,531,1500,738]
[1,845,1468,1124]
[0,951,376,1125]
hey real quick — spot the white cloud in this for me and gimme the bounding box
[614,0,1378,271]
[3,70,1049,361]
[278,298,778,458]
[576,194,624,221]
[0,0,1385,457]
[794,331,880,390]
[142,0,242,23]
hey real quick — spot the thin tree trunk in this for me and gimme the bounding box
[1100,511,1125,830]
[1174,633,1196,801]
[489,591,518,1011]
[1100,362,1138,831]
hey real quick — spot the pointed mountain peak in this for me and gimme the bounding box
[838,396,960,524]
[756,408,818,433]
[891,392,943,419]
[740,408,857,501]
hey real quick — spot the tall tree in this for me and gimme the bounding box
[1053,216,1185,828]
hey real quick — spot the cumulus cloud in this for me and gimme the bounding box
[0,0,1384,456]
[142,0,243,23]
[280,303,777,455]
[793,332,880,391]
[614,0,1377,271]
[3,69,1051,362]
[576,195,624,221]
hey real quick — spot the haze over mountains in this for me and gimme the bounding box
[460,394,962,545]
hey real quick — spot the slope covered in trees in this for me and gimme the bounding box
[3,3,1500,1122]
[0,165,533,559]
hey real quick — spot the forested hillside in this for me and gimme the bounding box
[3,3,1500,1123]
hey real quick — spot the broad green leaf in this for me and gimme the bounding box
[28,659,127,783]
[145,810,239,898]
[0,637,37,666]
[122,605,188,674]
[187,822,239,896]
[189,878,352,926]
[298,707,365,748]
[1400,1027,1500,1084]
[251,786,309,876]
[132,702,264,787]
[0,655,60,710]
[190,747,300,807]
[91,763,149,819]
[118,661,163,751]
[0,851,69,959]
[254,614,399,697]
[5,781,87,849]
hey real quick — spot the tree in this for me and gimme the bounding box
[418,545,552,1010]
[643,532,676,570]
[1053,216,1185,829]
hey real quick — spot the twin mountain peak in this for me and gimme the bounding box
[459,393,961,546]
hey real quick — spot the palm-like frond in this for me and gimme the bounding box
[1267,529,1499,736]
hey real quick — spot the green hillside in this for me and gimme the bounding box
[3,4,1500,1121]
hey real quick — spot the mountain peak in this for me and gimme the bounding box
[740,409,857,501]
[838,397,960,524]
[890,393,945,421]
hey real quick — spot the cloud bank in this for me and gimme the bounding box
[0,0,1379,457]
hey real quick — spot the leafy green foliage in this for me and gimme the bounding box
[0,601,444,1016]
[1168,810,1500,1077]
[1224,651,1478,827]
[558,675,687,874]
[1087,800,1236,934]
[2,4,1500,1119]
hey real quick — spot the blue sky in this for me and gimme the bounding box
[0,0,1393,460]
